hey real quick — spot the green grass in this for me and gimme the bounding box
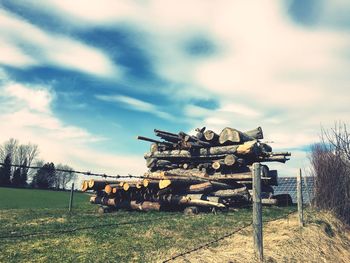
[0,187,88,209]
[0,187,297,262]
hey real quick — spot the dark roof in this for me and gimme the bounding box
[273,176,315,204]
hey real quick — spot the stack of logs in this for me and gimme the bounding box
[83,126,291,213]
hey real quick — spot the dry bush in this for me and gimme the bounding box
[310,122,350,225]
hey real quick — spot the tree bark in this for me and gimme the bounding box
[204,130,219,143]
[212,187,249,197]
[219,127,253,144]
[244,127,263,140]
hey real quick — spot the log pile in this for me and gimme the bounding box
[83,126,291,213]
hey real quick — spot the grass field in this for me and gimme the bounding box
[0,187,296,262]
[0,187,88,209]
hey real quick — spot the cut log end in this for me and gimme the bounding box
[81,180,88,192]
[212,161,221,170]
[159,179,171,189]
[88,179,94,188]
[123,183,130,191]
[105,184,112,195]
[224,154,236,166]
[143,179,149,187]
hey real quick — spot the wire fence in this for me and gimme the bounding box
[0,162,325,262]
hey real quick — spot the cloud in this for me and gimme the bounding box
[0,10,119,78]
[0,81,145,175]
[219,103,261,118]
[95,94,174,120]
[4,83,53,113]
[2,1,350,177]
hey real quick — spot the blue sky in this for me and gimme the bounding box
[0,1,349,176]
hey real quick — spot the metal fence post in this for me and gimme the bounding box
[69,183,74,213]
[297,169,304,227]
[253,162,263,262]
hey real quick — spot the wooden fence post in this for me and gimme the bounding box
[69,183,74,213]
[297,169,304,227]
[253,162,263,262]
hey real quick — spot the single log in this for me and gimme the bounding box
[137,136,173,147]
[262,198,278,205]
[115,200,161,211]
[90,196,119,206]
[159,179,171,189]
[184,182,213,194]
[155,132,181,143]
[81,180,89,192]
[259,156,290,163]
[236,141,257,155]
[155,160,172,167]
[182,163,190,169]
[104,184,113,195]
[187,199,226,208]
[154,129,179,137]
[146,158,157,168]
[123,183,130,191]
[219,127,253,144]
[212,187,249,197]
[150,143,158,153]
[224,154,237,166]
[156,194,223,208]
[195,127,206,141]
[260,143,272,152]
[244,127,263,140]
[182,133,211,147]
[212,161,223,171]
[128,201,161,211]
[204,130,219,143]
[143,179,149,187]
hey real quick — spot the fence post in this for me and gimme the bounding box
[69,183,74,213]
[253,162,263,262]
[297,169,304,227]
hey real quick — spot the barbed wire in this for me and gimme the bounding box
[162,209,297,262]
[0,163,235,183]
[0,214,177,240]
[0,162,136,179]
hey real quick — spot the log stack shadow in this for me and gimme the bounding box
[82,127,291,213]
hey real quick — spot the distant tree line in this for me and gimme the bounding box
[310,122,350,225]
[0,138,76,190]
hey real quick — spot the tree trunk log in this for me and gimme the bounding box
[204,130,219,143]
[224,154,237,166]
[244,127,263,140]
[219,127,253,144]
[212,187,249,197]
[184,182,213,193]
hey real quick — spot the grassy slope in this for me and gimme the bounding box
[0,187,88,209]
[0,187,296,263]
[184,209,350,263]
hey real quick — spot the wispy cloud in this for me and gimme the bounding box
[4,83,53,113]
[0,9,120,78]
[1,1,350,177]
[0,80,145,174]
[95,94,174,120]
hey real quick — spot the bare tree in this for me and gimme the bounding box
[310,122,350,225]
[25,143,39,167]
[55,164,76,190]
[0,139,39,167]
[0,138,18,161]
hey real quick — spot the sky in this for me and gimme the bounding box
[0,0,349,177]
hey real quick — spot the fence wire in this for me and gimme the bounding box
[162,209,297,262]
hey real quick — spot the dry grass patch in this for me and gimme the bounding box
[178,210,350,263]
